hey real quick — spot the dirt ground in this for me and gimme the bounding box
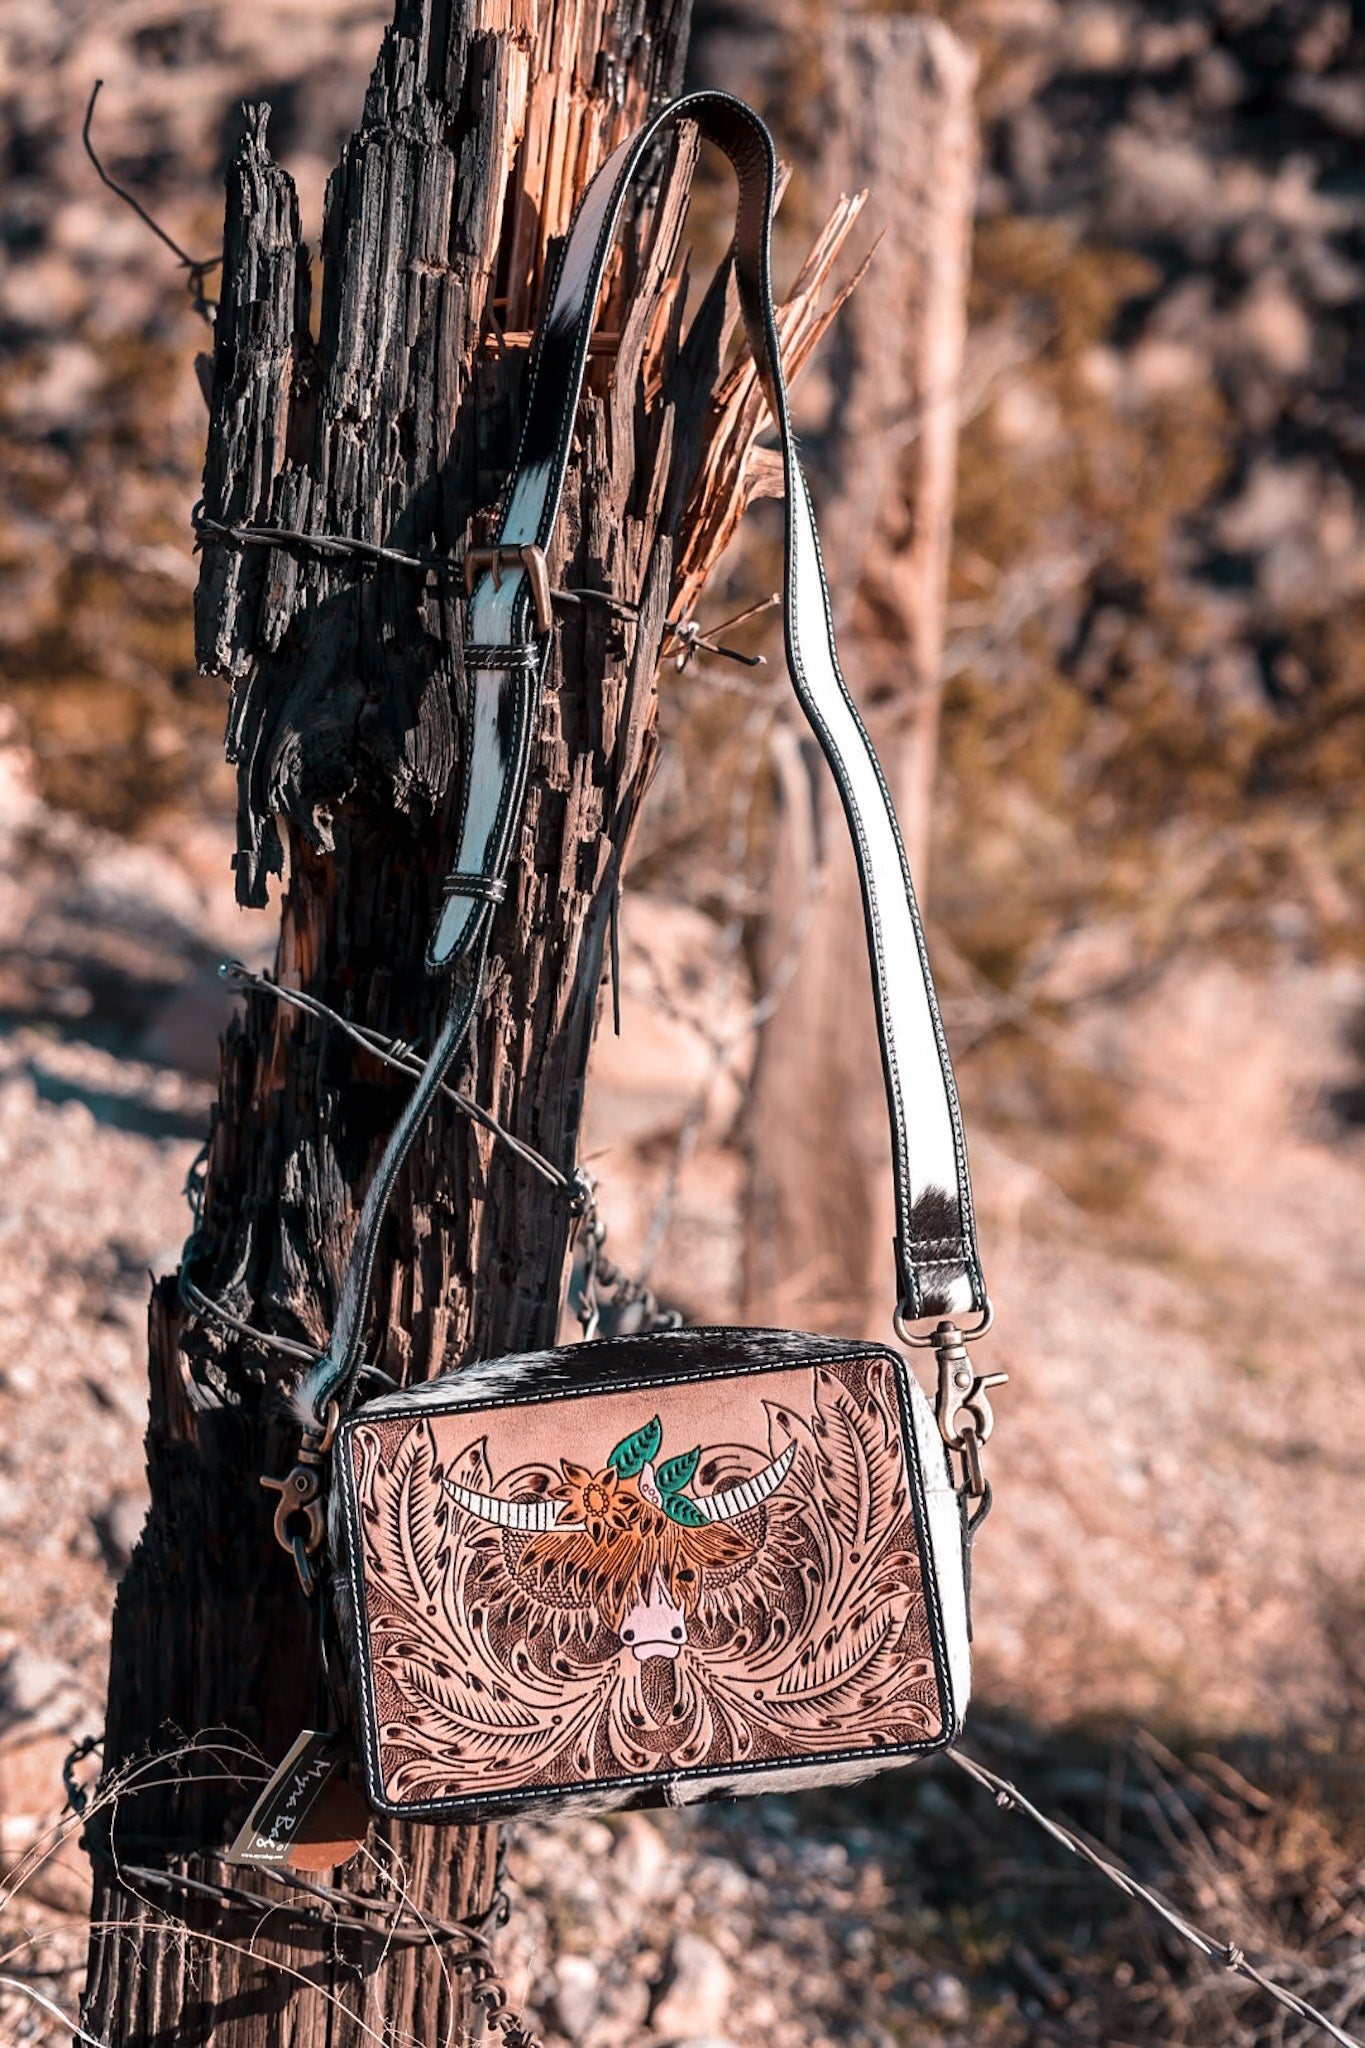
[0,718,1361,2046]
[5,709,1362,1736]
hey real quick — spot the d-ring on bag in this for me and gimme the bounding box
[283,92,1001,1824]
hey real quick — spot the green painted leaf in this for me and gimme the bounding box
[661,1492,706,1528]
[656,1447,700,1495]
[607,1416,661,1477]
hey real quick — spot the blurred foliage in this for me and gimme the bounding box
[773,1679,1365,2047]
[939,208,1362,995]
[0,316,229,831]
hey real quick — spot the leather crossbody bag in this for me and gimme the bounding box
[269,91,1001,1826]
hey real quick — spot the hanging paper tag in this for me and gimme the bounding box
[228,1729,365,1870]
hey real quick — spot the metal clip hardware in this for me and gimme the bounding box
[463,543,554,634]
[916,1318,1009,1510]
[261,1401,339,1594]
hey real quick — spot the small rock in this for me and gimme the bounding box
[0,252,89,334]
[598,1976,650,2038]
[8,341,102,433]
[651,1931,732,2041]
[574,1819,614,1860]
[919,1969,970,2022]
[1070,4,1128,71]
[612,1813,670,1900]
[551,1953,599,2041]
[0,1640,95,1740]
[92,1493,145,1575]
[1129,336,1205,397]
[1235,272,1312,376]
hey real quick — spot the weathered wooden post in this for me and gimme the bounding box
[79,2,720,2039]
[743,16,978,1331]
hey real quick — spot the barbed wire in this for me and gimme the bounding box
[81,80,220,324]
[36,1721,1361,2047]
[34,1731,544,2048]
[948,1747,1364,2048]
[178,962,680,1365]
[217,962,576,1192]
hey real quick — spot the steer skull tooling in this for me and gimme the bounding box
[346,1358,947,1809]
[442,1417,797,1660]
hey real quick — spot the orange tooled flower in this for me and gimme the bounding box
[551,1462,644,1542]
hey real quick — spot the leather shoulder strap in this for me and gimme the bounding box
[300,90,985,1424]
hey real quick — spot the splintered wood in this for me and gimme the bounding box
[671,188,873,627]
[87,0,893,2035]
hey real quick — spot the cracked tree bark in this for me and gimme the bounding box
[78,1,728,2041]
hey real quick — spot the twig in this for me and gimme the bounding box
[0,1976,109,2048]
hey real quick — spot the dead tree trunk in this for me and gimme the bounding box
[742,16,977,1331]
[79,2,721,2041]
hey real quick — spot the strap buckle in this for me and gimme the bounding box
[463,543,553,634]
[261,1400,338,1594]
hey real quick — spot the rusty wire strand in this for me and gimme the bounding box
[217,963,574,1190]
[194,513,635,613]
[949,1747,1364,2048]
[52,1728,1358,2048]
[193,510,452,577]
[194,515,760,669]
[81,80,220,323]
[179,964,676,1367]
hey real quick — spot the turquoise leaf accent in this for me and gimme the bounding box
[661,1492,706,1528]
[656,1447,700,1494]
[607,1416,662,1477]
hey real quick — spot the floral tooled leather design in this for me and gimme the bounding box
[348,1358,943,1806]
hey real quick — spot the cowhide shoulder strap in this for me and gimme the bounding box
[298,90,987,1428]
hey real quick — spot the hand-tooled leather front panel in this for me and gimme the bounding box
[347,1356,944,1811]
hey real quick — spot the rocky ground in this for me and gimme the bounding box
[1,0,1363,2044]
[0,713,1362,2047]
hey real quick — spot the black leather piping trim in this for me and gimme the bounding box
[786,471,982,1313]
[332,1344,957,1821]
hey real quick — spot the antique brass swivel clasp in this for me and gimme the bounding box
[261,1401,339,1595]
[898,1307,1006,1519]
[931,1321,1008,1451]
